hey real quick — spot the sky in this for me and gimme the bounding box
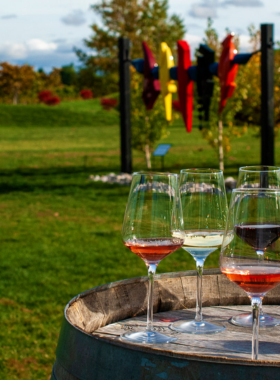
[0,0,280,71]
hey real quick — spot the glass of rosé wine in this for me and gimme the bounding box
[121,172,184,344]
[220,188,280,360]
[231,166,280,328]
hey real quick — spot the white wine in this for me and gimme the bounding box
[183,230,224,247]
[173,230,224,260]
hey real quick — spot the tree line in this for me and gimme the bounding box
[0,62,115,105]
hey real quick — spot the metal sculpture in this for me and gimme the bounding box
[129,33,267,155]
[177,40,193,132]
[218,34,239,114]
[159,42,177,121]
[197,44,215,126]
[131,35,255,134]
[118,24,275,173]
[142,42,160,110]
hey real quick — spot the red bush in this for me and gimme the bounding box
[45,96,60,106]
[100,98,118,110]
[38,90,52,103]
[80,89,93,99]
[172,100,181,112]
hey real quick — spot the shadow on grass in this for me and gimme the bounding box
[0,165,126,195]
[0,161,242,196]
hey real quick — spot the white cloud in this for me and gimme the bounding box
[1,14,17,19]
[61,10,86,26]
[0,42,27,59]
[189,1,220,18]
[188,0,263,18]
[0,38,88,72]
[0,39,58,60]
[223,0,263,6]
[189,4,217,18]
[26,39,57,52]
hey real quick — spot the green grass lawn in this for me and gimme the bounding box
[0,100,280,379]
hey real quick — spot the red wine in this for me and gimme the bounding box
[221,266,280,296]
[124,237,184,264]
[235,224,280,251]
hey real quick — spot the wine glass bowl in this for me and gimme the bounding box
[231,165,280,328]
[220,188,280,359]
[121,172,184,344]
[171,168,228,334]
[237,166,280,189]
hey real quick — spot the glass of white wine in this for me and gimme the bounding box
[171,168,228,334]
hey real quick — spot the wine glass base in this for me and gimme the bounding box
[170,320,225,335]
[120,329,177,344]
[230,313,280,327]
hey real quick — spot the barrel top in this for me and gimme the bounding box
[65,270,280,367]
[93,305,280,365]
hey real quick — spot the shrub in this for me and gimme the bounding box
[56,86,79,101]
[100,98,118,110]
[45,96,60,106]
[38,90,52,103]
[80,89,93,99]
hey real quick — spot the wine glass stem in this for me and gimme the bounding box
[251,297,262,360]
[147,264,157,331]
[259,298,264,316]
[195,260,204,322]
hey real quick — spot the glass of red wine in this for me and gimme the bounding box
[237,166,280,189]
[121,172,184,344]
[220,188,280,360]
[232,165,280,328]
[171,169,228,334]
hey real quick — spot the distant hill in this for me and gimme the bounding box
[0,99,119,127]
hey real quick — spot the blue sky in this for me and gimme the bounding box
[0,0,279,71]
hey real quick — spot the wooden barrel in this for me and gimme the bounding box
[51,269,280,380]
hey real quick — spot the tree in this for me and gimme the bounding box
[76,0,185,91]
[60,64,77,86]
[76,67,118,97]
[39,68,63,89]
[0,62,36,104]
[199,19,251,170]
[131,71,170,168]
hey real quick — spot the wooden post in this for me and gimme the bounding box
[119,37,132,173]
[261,24,274,166]
[218,119,224,171]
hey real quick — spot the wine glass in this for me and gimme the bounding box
[231,165,280,328]
[237,166,280,189]
[220,188,280,360]
[171,169,228,334]
[121,172,184,344]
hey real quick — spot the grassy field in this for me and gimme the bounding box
[0,99,280,379]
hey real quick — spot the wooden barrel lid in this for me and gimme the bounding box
[64,269,280,366]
